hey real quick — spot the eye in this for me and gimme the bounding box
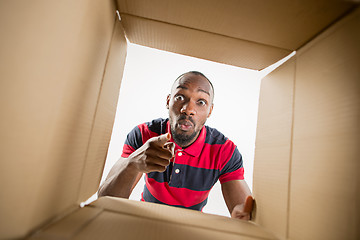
[197,99,207,106]
[174,95,185,101]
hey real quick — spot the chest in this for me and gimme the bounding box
[148,148,224,191]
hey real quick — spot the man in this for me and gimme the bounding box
[98,71,253,220]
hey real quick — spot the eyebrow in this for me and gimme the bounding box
[176,85,210,96]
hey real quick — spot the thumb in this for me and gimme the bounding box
[243,195,254,213]
[164,142,175,156]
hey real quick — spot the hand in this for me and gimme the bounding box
[127,133,175,173]
[231,196,254,220]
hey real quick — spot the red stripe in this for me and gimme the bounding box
[138,123,162,143]
[138,123,151,143]
[141,192,144,201]
[121,144,135,158]
[217,140,236,169]
[145,175,210,207]
[219,167,244,183]
[123,123,161,158]
[173,141,235,170]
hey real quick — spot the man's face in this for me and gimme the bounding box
[166,73,214,148]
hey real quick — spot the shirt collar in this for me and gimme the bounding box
[167,119,206,157]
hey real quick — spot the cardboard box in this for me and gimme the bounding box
[0,0,358,239]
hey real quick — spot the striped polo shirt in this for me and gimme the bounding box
[121,118,244,211]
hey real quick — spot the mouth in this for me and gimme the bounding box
[177,119,194,132]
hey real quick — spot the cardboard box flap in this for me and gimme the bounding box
[117,0,355,50]
[76,15,128,205]
[253,57,296,239]
[28,207,103,240]
[116,0,356,70]
[289,6,360,239]
[120,14,291,70]
[93,197,277,239]
[29,197,277,240]
[0,1,126,239]
[253,6,360,239]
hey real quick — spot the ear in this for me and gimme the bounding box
[207,103,214,118]
[166,94,171,109]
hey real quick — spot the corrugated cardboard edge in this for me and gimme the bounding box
[252,58,296,239]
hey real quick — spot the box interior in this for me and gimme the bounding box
[0,0,359,239]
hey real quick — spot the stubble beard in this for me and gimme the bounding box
[169,115,199,148]
[170,125,198,148]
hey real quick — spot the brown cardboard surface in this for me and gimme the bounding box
[28,208,103,240]
[289,7,360,239]
[76,19,128,204]
[92,197,277,239]
[75,211,257,240]
[0,0,121,238]
[116,0,354,50]
[120,14,290,70]
[116,0,356,69]
[253,58,296,239]
[29,197,277,240]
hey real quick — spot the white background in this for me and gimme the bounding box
[97,43,265,217]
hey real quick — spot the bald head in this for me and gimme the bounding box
[172,71,214,103]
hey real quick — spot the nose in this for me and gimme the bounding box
[180,101,196,116]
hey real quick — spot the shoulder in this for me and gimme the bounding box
[125,118,168,148]
[140,118,168,135]
[204,125,230,145]
[204,126,240,169]
[127,118,168,137]
[204,125,239,157]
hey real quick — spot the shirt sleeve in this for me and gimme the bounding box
[218,146,244,184]
[121,126,143,158]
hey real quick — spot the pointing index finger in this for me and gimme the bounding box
[156,133,171,145]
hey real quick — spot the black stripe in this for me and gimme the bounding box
[220,147,243,176]
[148,164,219,191]
[124,126,142,150]
[143,185,208,211]
[146,118,168,135]
[205,126,228,145]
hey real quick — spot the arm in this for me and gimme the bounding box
[221,179,253,220]
[98,133,174,198]
[98,157,143,198]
